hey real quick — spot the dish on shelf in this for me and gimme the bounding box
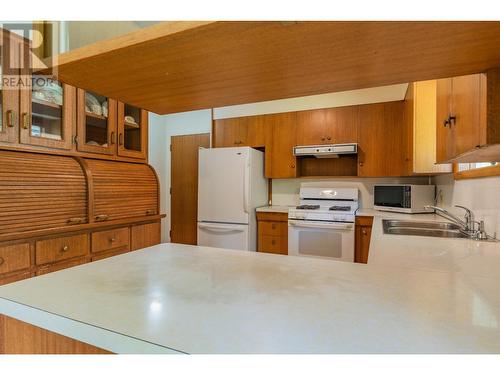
[85,92,103,116]
[32,77,63,106]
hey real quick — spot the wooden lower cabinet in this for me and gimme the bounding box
[0,315,111,354]
[36,257,88,276]
[256,212,288,255]
[0,220,162,285]
[131,222,162,251]
[355,216,373,264]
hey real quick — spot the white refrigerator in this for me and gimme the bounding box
[197,147,268,251]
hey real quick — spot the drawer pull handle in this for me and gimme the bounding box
[95,214,109,221]
[110,237,116,242]
[6,110,14,127]
[61,245,69,252]
[68,217,85,224]
[146,209,157,215]
[0,257,4,265]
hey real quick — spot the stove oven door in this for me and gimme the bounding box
[288,220,355,262]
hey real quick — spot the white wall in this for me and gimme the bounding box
[148,110,212,242]
[434,174,500,238]
[272,177,430,208]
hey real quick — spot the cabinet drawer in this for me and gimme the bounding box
[36,257,87,276]
[0,270,33,286]
[259,235,287,255]
[259,221,286,236]
[35,234,89,266]
[92,248,129,262]
[0,243,31,275]
[91,227,130,254]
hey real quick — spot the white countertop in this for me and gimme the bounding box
[2,230,500,353]
[256,205,291,213]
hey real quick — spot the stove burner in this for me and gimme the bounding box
[329,205,351,211]
[296,204,320,210]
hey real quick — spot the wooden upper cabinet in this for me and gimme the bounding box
[296,107,358,146]
[296,109,327,145]
[213,116,266,148]
[117,103,148,160]
[405,81,451,174]
[358,101,408,177]
[76,89,117,155]
[451,74,485,156]
[324,106,358,144]
[19,75,75,150]
[434,72,500,163]
[0,29,20,145]
[267,112,298,178]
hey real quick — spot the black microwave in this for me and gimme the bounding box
[373,184,435,213]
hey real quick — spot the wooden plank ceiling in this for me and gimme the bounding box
[44,21,500,115]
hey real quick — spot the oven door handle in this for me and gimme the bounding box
[288,220,353,230]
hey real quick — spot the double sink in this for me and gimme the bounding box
[382,220,469,239]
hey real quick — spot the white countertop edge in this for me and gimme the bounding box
[0,297,182,354]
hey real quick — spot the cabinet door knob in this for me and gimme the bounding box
[291,164,295,169]
[321,137,326,141]
[362,229,367,235]
[110,131,116,145]
[61,245,69,252]
[443,118,450,127]
[327,136,331,141]
[119,133,124,146]
[0,257,4,265]
[449,116,456,126]
[359,162,364,167]
[110,237,116,242]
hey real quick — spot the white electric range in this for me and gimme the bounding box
[288,187,359,262]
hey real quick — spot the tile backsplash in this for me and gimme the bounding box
[434,174,500,238]
[271,177,431,208]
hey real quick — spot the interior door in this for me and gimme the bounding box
[198,147,250,224]
[170,133,210,244]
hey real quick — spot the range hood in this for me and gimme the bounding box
[293,143,358,158]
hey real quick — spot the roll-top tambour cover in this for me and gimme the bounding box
[85,159,158,221]
[0,151,88,235]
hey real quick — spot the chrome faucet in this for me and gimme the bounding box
[425,205,474,231]
[424,205,493,240]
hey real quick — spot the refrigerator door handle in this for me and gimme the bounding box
[243,162,250,214]
[198,223,246,233]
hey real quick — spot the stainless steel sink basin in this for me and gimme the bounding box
[382,219,469,239]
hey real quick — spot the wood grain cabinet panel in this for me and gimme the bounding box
[256,212,288,255]
[84,159,159,222]
[355,216,373,264]
[213,116,267,148]
[117,103,148,160]
[91,248,129,262]
[35,234,89,266]
[324,106,359,144]
[0,150,88,236]
[0,243,31,276]
[296,109,328,145]
[358,101,408,177]
[0,271,33,286]
[91,227,130,253]
[36,257,88,276]
[131,222,161,250]
[267,112,298,178]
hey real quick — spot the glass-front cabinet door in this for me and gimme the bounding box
[76,89,117,155]
[0,29,19,144]
[19,74,74,150]
[117,102,147,159]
